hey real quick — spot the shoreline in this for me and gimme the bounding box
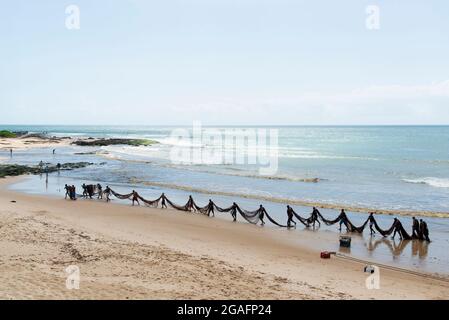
[2,135,449,218]
[130,178,449,219]
[1,177,449,299]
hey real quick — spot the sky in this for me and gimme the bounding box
[1,0,449,125]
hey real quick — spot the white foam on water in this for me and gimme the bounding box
[403,177,449,188]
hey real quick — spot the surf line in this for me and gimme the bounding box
[177,304,212,318]
[129,178,449,218]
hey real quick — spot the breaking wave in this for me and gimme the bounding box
[403,177,449,189]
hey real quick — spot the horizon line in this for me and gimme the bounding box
[1,124,449,127]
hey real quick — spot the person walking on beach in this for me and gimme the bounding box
[38,161,44,172]
[131,190,140,206]
[286,205,296,228]
[104,186,111,202]
[369,213,376,236]
[161,193,167,209]
[420,219,430,242]
[64,184,70,199]
[82,184,88,198]
[10,149,12,157]
[412,217,421,239]
[311,207,321,228]
[70,185,77,200]
[97,184,103,199]
[339,209,350,232]
[392,218,404,240]
[259,205,266,226]
[52,149,55,155]
[231,202,238,222]
[207,199,215,217]
[187,195,195,212]
[56,163,61,173]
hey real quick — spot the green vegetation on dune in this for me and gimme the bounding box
[0,130,17,138]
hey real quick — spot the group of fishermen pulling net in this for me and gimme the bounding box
[64,183,431,242]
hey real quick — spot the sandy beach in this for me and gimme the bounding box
[1,177,448,300]
[3,0,449,304]
[0,136,72,152]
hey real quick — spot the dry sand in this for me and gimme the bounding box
[0,136,71,151]
[1,177,449,300]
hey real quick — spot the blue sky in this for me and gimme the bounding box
[1,0,449,125]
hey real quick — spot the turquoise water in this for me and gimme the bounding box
[2,125,449,214]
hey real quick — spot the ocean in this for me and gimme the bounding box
[2,125,449,214]
[1,125,449,274]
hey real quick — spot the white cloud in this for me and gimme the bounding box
[163,81,449,125]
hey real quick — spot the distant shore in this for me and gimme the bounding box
[0,135,71,151]
[1,176,449,299]
[0,134,156,152]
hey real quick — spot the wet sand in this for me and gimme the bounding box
[1,177,449,300]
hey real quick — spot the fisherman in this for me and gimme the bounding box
[259,205,266,226]
[392,218,403,240]
[188,195,194,212]
[231,202,237,222]
[97,183,103,199]
[311,207,321,228]
[52,149,56,155]
[420,219,430,242]
[412,217,421,239]
[131,190,140,206]
[369,213,376,235]
[339,209,349,232]
[82,184,88,198]
[161,193,167,209]
[67,185,72,199]
[286,205,296,228]
[207,199,215,217]
[88,185,96,199]
[64,184,70,199]
[104,186,111,202]
[56,163,61,172]
[70,185,77,200]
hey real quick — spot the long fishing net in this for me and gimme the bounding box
[291,208,313,226]
[109,189,134,200]
[95,188,421,238]
[137,194,162,207]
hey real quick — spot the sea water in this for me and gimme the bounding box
[2,125,449,275]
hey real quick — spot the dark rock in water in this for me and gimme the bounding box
[74,151,98,155]
[72,138,157,147]
[0,162,94,178]
[12,131,29,137]
[59,162,94,170]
